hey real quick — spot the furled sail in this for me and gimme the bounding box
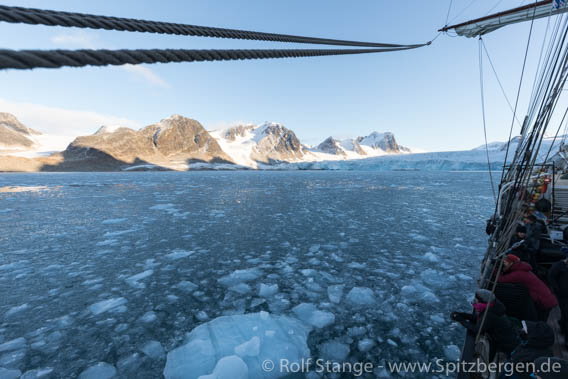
[440,0,568,38]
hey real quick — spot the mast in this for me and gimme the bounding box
[440,0,568,38]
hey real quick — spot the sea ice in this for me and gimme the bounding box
[0,368,21,379]
[258,284,279,297]
[141,340,165,359]
[292,303,335,329]
[217,268,262,286]
[0,338,26,353]
[163,312,311,379]
[166,250,193,260]
[88,297,127,315]
[346,287,376,305]
[78,362,117,379]
[197,355,248,379]
[358,338,375,353]
[125,270,153,288]
[175,281,198,293]
[327,285,344,304]
[319,341,350,362]
[20,367,53,378]
[101,218,127,225]
[139,311,157,323]
[4,304,29,318]
[234,336,260,357]
[444,345,461,361]
[229,283,252,295]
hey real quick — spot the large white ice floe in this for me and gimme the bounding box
[163,312,311,379]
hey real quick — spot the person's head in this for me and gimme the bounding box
[516,224,527,238]
[503,254,520,272]
[474,289,495,304]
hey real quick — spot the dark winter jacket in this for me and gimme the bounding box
[525,221,546,252]
[455,299,519,355]
[510,321,554,379]
[548,259,568,299]
[509,236,536,267]
[511,321,554,363]
[498,262,558,310]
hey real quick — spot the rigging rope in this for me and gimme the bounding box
[479,37,498,203]
[498,0,538,193]
[481,40,522,127]
[0,47,423,70]
[0,5,426,49]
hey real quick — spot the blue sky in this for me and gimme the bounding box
[0,0,562,151]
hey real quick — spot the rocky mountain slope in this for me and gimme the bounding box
[60,115,232,170]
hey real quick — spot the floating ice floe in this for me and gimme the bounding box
[444,345,461,361]
[258,283,279,297]
[292,303,335,329]
[319,341,350,362]
[141,340,165,360]
[175,281,198,293]
[88,297,127,315]
[346,287,376,306]
[163,312,311,379]
[217,268,262,287]
[0,368,21,379]
[166,250,193,260]
[101,218,127,225]
[125,270,153,288]
[78,362,117,379]
[327,284,345,304]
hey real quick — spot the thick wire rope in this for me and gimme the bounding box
[0,5,426,49]
[0,46,424,70]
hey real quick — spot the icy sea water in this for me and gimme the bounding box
[0,171,494,378]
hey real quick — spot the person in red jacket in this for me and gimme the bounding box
[499,254,558,321]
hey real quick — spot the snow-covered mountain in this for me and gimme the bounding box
[210,122,305,168]
[357,131,411,153]
[307,131,411,162]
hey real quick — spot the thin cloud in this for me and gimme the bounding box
[0,98,141,136]
[50,31,170,88]
[121,64,170,88]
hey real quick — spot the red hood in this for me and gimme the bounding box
[509,261,533,272]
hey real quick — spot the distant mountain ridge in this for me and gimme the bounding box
[0,112,416,171]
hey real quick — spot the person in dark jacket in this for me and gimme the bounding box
[508,321,554,379]
[499,254,558,321]
[509,225,536,267]
[548,248,568,344]
[451,289,519,357]
[523,215,546,253]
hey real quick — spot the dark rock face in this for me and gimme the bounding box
[140,115,229,159]
[0,113,41,149]
[223,125,255,141]
[316,137,346,156]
